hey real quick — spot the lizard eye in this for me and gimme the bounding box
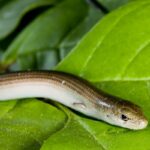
[121,114,129,121]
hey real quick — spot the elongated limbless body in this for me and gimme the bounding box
[0,71,148,130]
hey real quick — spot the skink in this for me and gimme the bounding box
[0,71,148,130]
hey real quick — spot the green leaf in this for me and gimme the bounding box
[1,0,88,69]
[0,99,67,150]
[54,1,150,149]
[0,0,61,40]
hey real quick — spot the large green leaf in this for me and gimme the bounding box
[0,0,61,40]
[54,1,150,149]
[1,0,88,69]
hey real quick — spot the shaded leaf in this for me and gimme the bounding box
[59,5,104,59]
[18,50,60,70]
[1,0,88,69]
[97,0,129,10]
[0,0,60,40]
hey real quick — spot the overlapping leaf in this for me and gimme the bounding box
[0,0,150,150]
[1,0,88,69]
[59,6,104,59]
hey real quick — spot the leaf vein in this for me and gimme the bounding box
[77,118,106,150]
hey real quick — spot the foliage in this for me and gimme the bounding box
[0,0,150,149]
